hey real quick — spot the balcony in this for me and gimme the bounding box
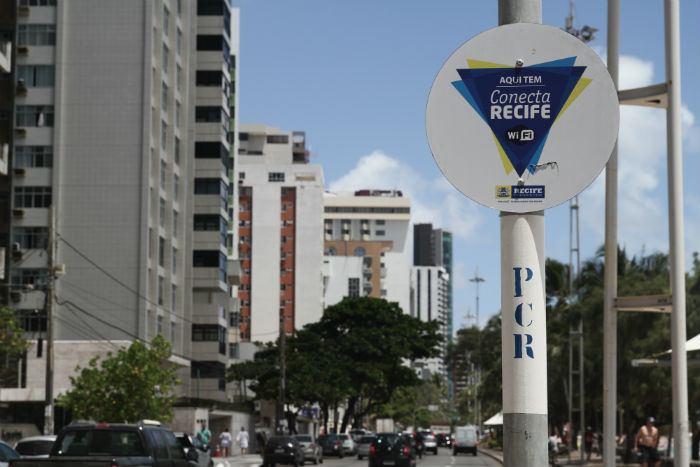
[227,259,241,286]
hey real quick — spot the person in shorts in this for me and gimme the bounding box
[635,417,661,467]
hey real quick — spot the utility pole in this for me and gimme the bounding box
[469,270,485,430]
[43,204,54,435]
[278,313,286,434]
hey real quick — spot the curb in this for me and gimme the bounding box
[477,448,503,465]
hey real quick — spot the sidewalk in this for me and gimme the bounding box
[211,453,262,467]
[479,447,643,466]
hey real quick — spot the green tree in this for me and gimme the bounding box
[58,335,181,422]
[0,306,28,387]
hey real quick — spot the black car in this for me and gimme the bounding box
[317,435,344,458]
[435,433,451,448]
[368,433,416,467]
[263,436,305,467]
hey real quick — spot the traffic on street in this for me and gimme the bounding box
[315,446,499,467]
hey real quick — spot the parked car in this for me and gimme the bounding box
[0,441,20,467]
[175,432,212,467]
[453,425,478,456]
[262,436,305,467]
[337,433,355,455]
[422,435,438,455]
[291,435,323,465]
[356,435,376,460]
[14,436,56,459]
[349,429,371,442]
[318,435,344,458]
[368,432,416,467]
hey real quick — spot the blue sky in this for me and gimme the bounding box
[232,1,700,332]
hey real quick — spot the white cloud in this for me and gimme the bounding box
[452,260,470,291]
[328,150,484,240]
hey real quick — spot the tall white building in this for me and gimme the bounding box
[323,190,411,314]
[237,123,324,345]
[0,0,241,430]
[410,265,449,379]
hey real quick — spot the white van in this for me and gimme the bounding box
[453,425,478,456]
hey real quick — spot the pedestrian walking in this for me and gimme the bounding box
[584,426,594,461]
[197,422,212,448]
[237,426,250,456]
[219,427,232,457]
[635,417,661,467]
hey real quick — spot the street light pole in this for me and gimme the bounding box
[469,270,485,429]
[43,204,54,435]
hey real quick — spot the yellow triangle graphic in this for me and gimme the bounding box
[467,59,511,69]
[555,78,592,122]
[493,133,514,174]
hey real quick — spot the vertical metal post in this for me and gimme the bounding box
[578,320,584,463]
[500,211,547,467]
[497,3,545,466]
[603,0,619,465]
[470,270,485,431]
[43,204,54,435]
[664,0,689,465]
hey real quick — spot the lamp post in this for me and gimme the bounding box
[469,270,485,430]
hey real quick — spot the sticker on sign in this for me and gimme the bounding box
[426,23,619,212]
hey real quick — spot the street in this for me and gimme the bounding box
[319,448,499,467]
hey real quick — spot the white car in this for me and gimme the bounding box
[14,435,57,459]
[0,441,20,467]
[338,433,355,455]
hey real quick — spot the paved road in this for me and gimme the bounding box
[319,447,499,467]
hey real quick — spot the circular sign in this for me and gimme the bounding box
[426,23,619,212]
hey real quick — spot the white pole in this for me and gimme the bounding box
[500,211,548,467]
[497,2,545,465]
[603,0,619,465]
[664,1,689,465]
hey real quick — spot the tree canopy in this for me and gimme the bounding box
[58,335,181,423]
[0,307,28,387]
[228,296,442,433]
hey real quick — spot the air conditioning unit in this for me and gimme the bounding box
[16,45,29,56]
[17,5,30,16]
[13,167,26,176]
[12,209,24,219]
[12,249,22,261]
[14,128,27,138]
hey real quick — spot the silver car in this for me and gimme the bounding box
[14,436,56,459]
[292,434,323,465]
[356,435,376,460]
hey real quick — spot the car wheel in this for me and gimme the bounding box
[357,455,362,460]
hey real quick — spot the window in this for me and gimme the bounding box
[11,268,47,287]
[175,101,181,126]
[171,284,177,312]
[176,64,182,89]
[268,172,285,182]
[16,105,54,127]
[162,43,169,71]
[161,121,167,150]
[267,134,289,144]
[157,314,164,334]
[193,250,220,267]
[375,230,386,236]
[376,220,386,225]
[158,276,164,305]
[159,198,166,227]
[194,178,225,195]
[158,237,165,267]
[229,343,239,359]
[172,209,178,237]
[196,34,223,51]
[173,174,179,200]
[174,137,180,165]
[14,146,52,168]
[348,278,360,297]
[196,70,224,87]
[17,24,56,46]
[353,247,366,257]
[176,29,182,55]
[172,247,177,274]
[170,320,176,343]
[17,65,54,87]
[13,227,48,249]
[14,186,51,208]
[192,324,221,341]
[195,141,228,159]
[195,106,225,122]
[194,214,225,231]
[160,160,166,190]
[161,82,168,112]
[19,0,57,5]
[162,6,169,36]
[177,0,182,16]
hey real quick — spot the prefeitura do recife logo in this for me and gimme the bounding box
[452,57,589,178]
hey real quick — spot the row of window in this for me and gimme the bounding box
[324,206,410,214]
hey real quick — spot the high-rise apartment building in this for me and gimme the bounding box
[0,0,241,430]
[410,265,449,379]
[413,224,454,390]
[323,190,411,313]
[237,123,324,346]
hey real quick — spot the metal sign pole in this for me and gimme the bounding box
[498,3,546,466]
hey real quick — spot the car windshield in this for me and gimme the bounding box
[295,436,312,442]
[377,434,400,446]
[54,430,145,457]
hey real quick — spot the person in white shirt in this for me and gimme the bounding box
[219,428,232,457]
[237,427,250,456]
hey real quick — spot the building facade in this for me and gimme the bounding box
[410,265,449,380]
[237,123,324,346]
[323,190,411,314]
[0,0,242,431]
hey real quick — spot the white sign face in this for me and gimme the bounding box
[426,23,619,212]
